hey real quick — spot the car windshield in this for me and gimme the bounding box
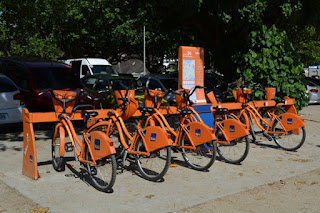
[0,77,17,92]
[306,77,320,86]
[31,67,82,90]
[91,65,117,75]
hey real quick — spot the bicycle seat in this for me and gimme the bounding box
[138,106,155,114]
[81,110,99,119]
[215,107,228,114]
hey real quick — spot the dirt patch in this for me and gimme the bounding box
[0,179,47,213]
[179,169,320,213]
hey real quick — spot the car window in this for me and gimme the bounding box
[31,67,82,90]
[0,76,18,92]
[81,77,97,90]
[91,65,117,75]
[6,63,31,90]
[306,77,320,86]
[82,65,90,76]
[160,79,178,90]
[110,79,136,90]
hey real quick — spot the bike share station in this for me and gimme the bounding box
[21,46,299,180]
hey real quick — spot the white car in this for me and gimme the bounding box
[0,74,25,125]
[306,77,320,104]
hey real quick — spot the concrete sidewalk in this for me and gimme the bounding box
[0,105,319,213]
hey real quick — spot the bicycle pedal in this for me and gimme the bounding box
[65,142,74,152]
[262,132,273,141]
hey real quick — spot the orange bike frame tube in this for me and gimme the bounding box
[243,105,284,134]
[214,121,230,145]
[63,119,82,156]
[155,109,177,137]
[190,107,203,122]
[52,122,63,146]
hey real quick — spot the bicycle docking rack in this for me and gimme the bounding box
[22,106,179,180]
[22,98,297,180]
[211,97,298,115]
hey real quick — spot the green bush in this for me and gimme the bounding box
[236,25,307,110]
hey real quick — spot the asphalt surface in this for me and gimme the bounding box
[0,105,319,213]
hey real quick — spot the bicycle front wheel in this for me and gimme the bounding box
[135,135,171,181]
[181,131,217,171]
[272,119,306,151]
[216,129,250,164]
[85,147,117,192]
[52,125,66,172]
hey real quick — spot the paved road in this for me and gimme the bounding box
[0,105,319,213]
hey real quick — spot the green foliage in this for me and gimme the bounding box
[236,25,307,110]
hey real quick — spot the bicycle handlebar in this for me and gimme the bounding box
[176,85,204,106]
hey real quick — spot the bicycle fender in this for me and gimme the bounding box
[185,122,216,146]
[278,113,305,133]
[219,119,249,141]
[145,126,172,152]
[59,126,66,157]
[89,131,116,160]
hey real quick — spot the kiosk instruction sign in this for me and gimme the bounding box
[178,46,206,103]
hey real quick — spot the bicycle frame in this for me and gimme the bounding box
[242,104,275,130]
[52,114,116,165]
[143,86,215,149]
[146,106,214,149]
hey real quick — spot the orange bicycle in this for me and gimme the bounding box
[235,86,306,151]
[50,90,117,192]
[211,106,250,164]
[97,83,172,181]
[145,84,217,171]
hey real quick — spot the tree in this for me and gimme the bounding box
[236,25,306,109]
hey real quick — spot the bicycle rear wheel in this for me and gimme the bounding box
[216,129,250,164]
[180,131,217,171]
[135,135,171,181]
[272,119,306,151]
[52,125,66,172]
[85,147,117,192]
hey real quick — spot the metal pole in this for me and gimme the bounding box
[143,25,146,76]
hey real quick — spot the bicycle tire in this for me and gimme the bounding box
[272,119,306,151]
[135,135,171,181]
[85,146,117,192]
[180,130,217,171]
[216,115,250,164]
[52,125,66,172]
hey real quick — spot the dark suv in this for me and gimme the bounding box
[0,58,92,112]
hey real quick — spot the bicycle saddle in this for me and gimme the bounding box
[81,110,99,119]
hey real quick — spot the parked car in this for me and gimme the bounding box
[136,75,178,104]
[306,77,320,104]
[61,58,118,79]
[81,74,136,109]
[0,74,25,125]
[0,58,94,112]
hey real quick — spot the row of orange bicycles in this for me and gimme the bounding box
[48,81,306,192]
